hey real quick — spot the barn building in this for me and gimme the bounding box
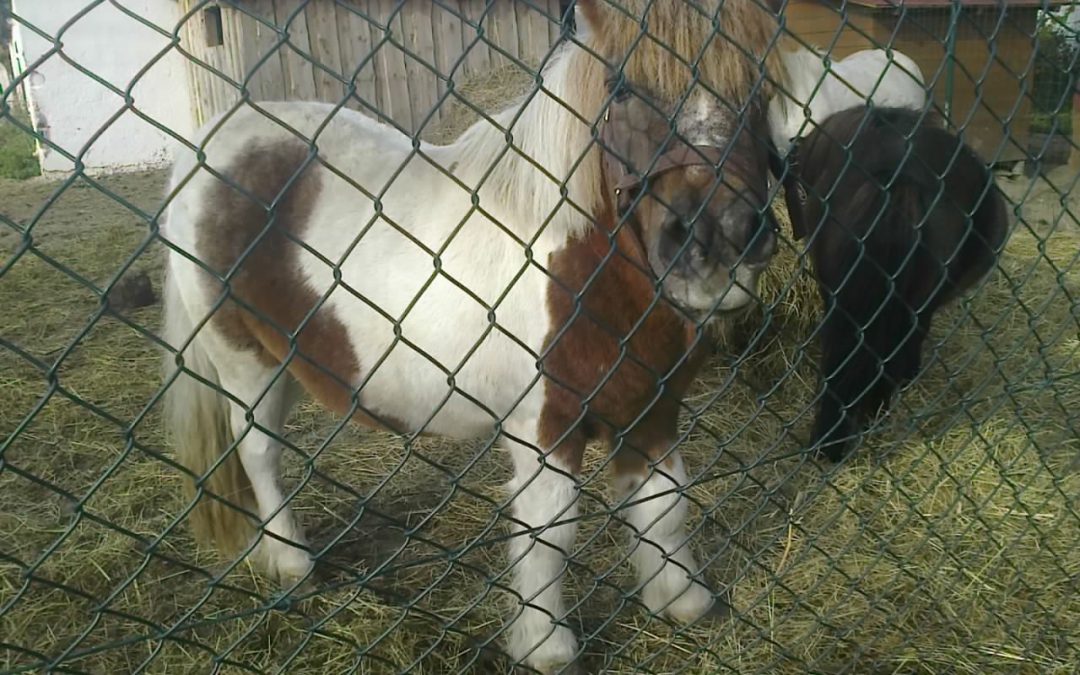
[3,0,1072,174]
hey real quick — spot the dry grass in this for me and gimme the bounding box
[1,71,1079,674]
[420,63,538,146]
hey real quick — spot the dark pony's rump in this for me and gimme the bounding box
[776,106,1009,462]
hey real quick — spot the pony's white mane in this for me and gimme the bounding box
[448,43,604,245]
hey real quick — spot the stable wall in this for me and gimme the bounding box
[9,0,194,174]
[782,0,1059,163]
[178,0,564,134]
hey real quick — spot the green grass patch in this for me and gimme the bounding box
[0,110,41,180]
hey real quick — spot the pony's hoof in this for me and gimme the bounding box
[657,579,716,624]
[703,587,732,620]
[810,438,850,464]
[252,537,315,586]
[514,659,584,675]
[815,446,848,464]
[813,450,837,463]
[511,623,579,675]
[552,660,586,675]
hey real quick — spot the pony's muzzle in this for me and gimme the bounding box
[740,224,778,269]
[715,192,777,269]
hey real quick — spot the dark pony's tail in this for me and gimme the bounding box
[812,155,934,462]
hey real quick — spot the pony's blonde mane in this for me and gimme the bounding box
[448,0,790,245]
[576,0,788,104]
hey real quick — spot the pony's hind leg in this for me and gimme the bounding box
[503,432,582,672]
[218,354,312,584]
[615,444,715,623]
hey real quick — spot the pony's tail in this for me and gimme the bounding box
[813,182,926,461]
[161,256,257,555]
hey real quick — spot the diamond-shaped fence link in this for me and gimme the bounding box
[1,0,1078,673]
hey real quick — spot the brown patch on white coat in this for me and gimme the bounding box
[195,141,405,432]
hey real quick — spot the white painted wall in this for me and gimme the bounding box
[9,0,194,174]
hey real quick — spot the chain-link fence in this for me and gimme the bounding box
[1,1,1078,673]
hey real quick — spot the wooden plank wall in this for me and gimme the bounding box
[178,0,563,134]
[178,0,1041,161]
[781,0,1041,162]
[884,6,1039,163]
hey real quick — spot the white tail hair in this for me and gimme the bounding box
[161,255,257,555]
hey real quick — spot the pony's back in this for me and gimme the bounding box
[768,46,928,152]
[793,106,1008,461]
[801,106,1006,307]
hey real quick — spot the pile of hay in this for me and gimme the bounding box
[1,70,1077,674]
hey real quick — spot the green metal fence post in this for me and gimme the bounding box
[944,0,960,126]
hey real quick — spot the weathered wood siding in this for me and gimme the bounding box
[178,0,1046,161]
[178,0,563,134]
[783,0,1046,162]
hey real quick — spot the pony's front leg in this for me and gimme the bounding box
[617,448,715,623]
[503,434,583,673]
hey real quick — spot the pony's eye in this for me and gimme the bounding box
[607,77,631,103]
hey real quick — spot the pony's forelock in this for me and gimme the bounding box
[577,0,789,105]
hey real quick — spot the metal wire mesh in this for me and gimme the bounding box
[1,1,1078,673]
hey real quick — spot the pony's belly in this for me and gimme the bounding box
[352,332,546,439]
[315,245,553,441]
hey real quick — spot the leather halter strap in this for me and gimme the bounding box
[599,102,767,213]
[768,137,810,241]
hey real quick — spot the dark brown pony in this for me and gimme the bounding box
[773,106,1009,462]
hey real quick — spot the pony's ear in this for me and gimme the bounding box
[785,186,807,241]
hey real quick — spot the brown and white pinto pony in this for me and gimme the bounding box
[160,1,786,670]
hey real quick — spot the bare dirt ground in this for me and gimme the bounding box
[1,75,1078,673]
